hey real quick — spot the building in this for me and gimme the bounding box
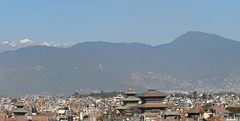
[117,87,140,119]
[136,89,169,121]
[12,102,28,116]
[187,104,203,119]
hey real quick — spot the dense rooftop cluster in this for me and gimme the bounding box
[0,89,240,121]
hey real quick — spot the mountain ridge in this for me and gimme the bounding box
[1,31,240,94]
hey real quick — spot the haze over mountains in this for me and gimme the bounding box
[1,31,240,94]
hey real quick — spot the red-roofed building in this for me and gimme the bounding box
[136,89,169,120]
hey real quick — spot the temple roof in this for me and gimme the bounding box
[116,104,138,110]
[138,89,168,97]
[15,102,25,107]
[164,111,180,116]
[13,108,27,113]
[124,87,137,95]
[136,102,169,108]
[122,96,140,102]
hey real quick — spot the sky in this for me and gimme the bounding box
[0,0,239,45]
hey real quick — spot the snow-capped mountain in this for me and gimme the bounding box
[0,39,74,53]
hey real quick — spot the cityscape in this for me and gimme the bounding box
[1,0,240,121]
[1,87,240,121]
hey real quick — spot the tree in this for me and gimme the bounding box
[226,107,240,116]
[72,92,80,98]
[193,91,198,99]
[202,93,207,99]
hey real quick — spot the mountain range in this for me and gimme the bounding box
[0,39,73,53]
[1,31,240,94]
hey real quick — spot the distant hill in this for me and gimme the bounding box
[1,31,240,94]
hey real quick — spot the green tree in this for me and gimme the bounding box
[226,107,240,116]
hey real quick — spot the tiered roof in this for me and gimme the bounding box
[122,87,140,102]
[136,89,169,109]
[124,87,137,95]
[136,102,169,108]
[138,89,168,97]
[117,87,140,110]
[122,96,140,102]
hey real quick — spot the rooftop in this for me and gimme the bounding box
[187,105,203,114]
[210,105,230,113]
[136,102,169,108]
[138,89,168,97]
[122,96,140,102]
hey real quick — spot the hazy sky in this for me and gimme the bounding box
[0,0,239,45]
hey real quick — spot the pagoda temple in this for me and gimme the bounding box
[117,87,140,119]
[12,102,28,121]
[13,102,28,116]
[136,89,169,121]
